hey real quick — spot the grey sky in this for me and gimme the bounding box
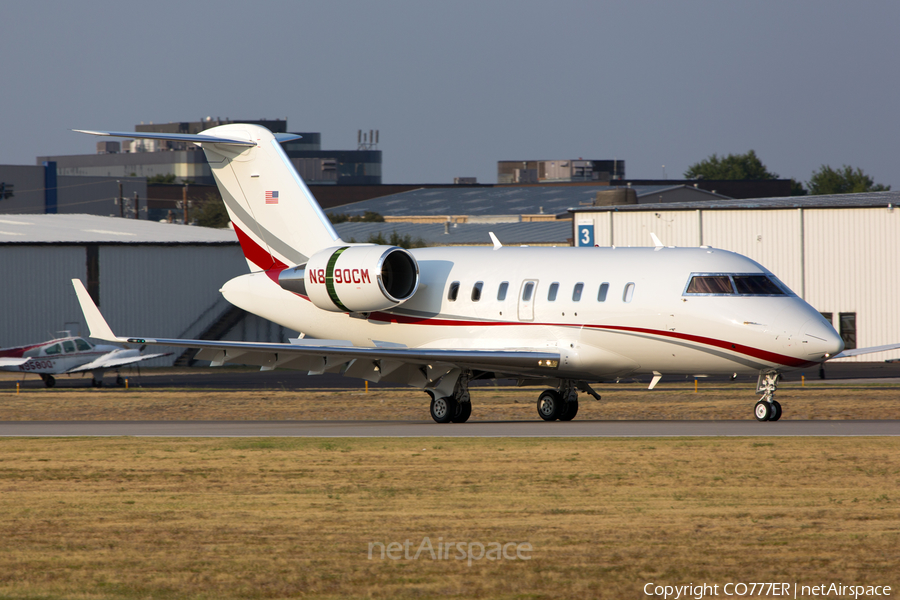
[2,0,897,188]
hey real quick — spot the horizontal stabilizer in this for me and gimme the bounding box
[74,129,258,147]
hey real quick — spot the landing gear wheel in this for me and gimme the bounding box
[537,389,564,421]
[769,400,782,422]
[41,375,56,388]
[91,378,103,388]
[116,376,125,387]
[451,401,472,423]
[430,396,457,424]
[559,399,579,421]
[754,400,772,421]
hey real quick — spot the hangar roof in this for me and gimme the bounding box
[325,185,710,218]
[568,190,900,213]
[0,214,238,245]
[334,220,572,246]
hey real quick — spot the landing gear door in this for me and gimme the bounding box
[518,280,537,322]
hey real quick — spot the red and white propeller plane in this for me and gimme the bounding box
[72,125,898,422]
[0,334,169,387]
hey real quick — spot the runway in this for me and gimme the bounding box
[1,419,897,437]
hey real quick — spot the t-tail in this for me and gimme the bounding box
[74,125,342,271]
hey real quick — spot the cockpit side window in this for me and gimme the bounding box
[44,343,62,355]
[75,338,93,351]
[62,340,76,353]
[686,275,734,295]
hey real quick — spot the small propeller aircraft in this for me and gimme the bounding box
[0,334,169,387]
[72,124,899,422]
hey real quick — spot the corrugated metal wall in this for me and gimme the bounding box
[0,246,87,345]
[572,206,900,362]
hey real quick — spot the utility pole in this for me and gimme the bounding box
[118,180,123,218]
[133,191,140,219]
[182,183,189,224]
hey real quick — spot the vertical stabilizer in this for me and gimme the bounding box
[199,124,341,271]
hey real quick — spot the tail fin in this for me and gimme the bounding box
[75,125,342,271]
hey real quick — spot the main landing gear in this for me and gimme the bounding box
[537,380,587,421]
[428,370,473,424]
[754,371,782,422]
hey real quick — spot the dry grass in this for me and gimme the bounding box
[0,382,899,421]
[0,437,897,599]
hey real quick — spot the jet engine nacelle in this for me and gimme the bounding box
[278,245,419,313]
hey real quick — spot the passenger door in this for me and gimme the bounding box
[518,280,538,322]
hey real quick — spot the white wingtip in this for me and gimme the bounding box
[650,232,663,248]
[71,279,121,342]
[489,231,502,249]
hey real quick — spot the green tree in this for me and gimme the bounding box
[328,211,385,224]
[366,230,427,249]
[806,165,890,195]
[193,193,230,228]
[684,150,778,180]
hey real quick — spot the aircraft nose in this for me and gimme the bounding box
[799,317,844,359]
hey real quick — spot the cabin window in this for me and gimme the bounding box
[522,281,535,302]
[44,343,62,355]
[448,281,460,301]
[686,275,734,294]
[497,281,509,301]
[623,282,635,303]
[572,282,584,302]
[62,340,76,353]
[471,281,483,302]
[597,282,609,302]
[75,338,92,351]
[547,282,559,301]
[839,312,857,350]
[733,275,785,295]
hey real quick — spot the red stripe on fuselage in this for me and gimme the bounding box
[232,222,288,282]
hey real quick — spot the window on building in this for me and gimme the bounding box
[839,312,857,350]
[548,282,559,301]
[448,281,460,302]
[597,282,609,302]
[623,282,635,303]
[497,282,509,301]
[572,282,584,302]
[471,281,483,302]
[820,312,833,326]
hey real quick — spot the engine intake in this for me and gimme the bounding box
[278,245,419,313]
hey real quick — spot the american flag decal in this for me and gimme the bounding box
[265,190,279,204]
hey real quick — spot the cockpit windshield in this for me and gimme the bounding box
[684,273,788,296]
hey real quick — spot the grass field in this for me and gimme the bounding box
[0,436,897,599]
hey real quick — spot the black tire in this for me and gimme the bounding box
[754,400,772,422]
[430,396,457,424]
[42,375,56,388]
[451,401,472,423]
[92,378,103,388]
[537,390,564,421]
[769,400,782,422]
[559,399,579,421]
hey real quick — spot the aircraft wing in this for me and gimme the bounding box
[0,358,28,367]
[65,350,173,373]
[829,343,900,360]
[71,279,560,380]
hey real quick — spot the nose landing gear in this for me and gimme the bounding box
[754,371,782,421]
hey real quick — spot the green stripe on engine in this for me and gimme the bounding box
[325,247,351,312]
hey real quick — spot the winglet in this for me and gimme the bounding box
[71,279,122,342]
[650,232,663,248]
[489,232,502,250]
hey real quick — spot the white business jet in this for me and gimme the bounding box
[72,125,893,422]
